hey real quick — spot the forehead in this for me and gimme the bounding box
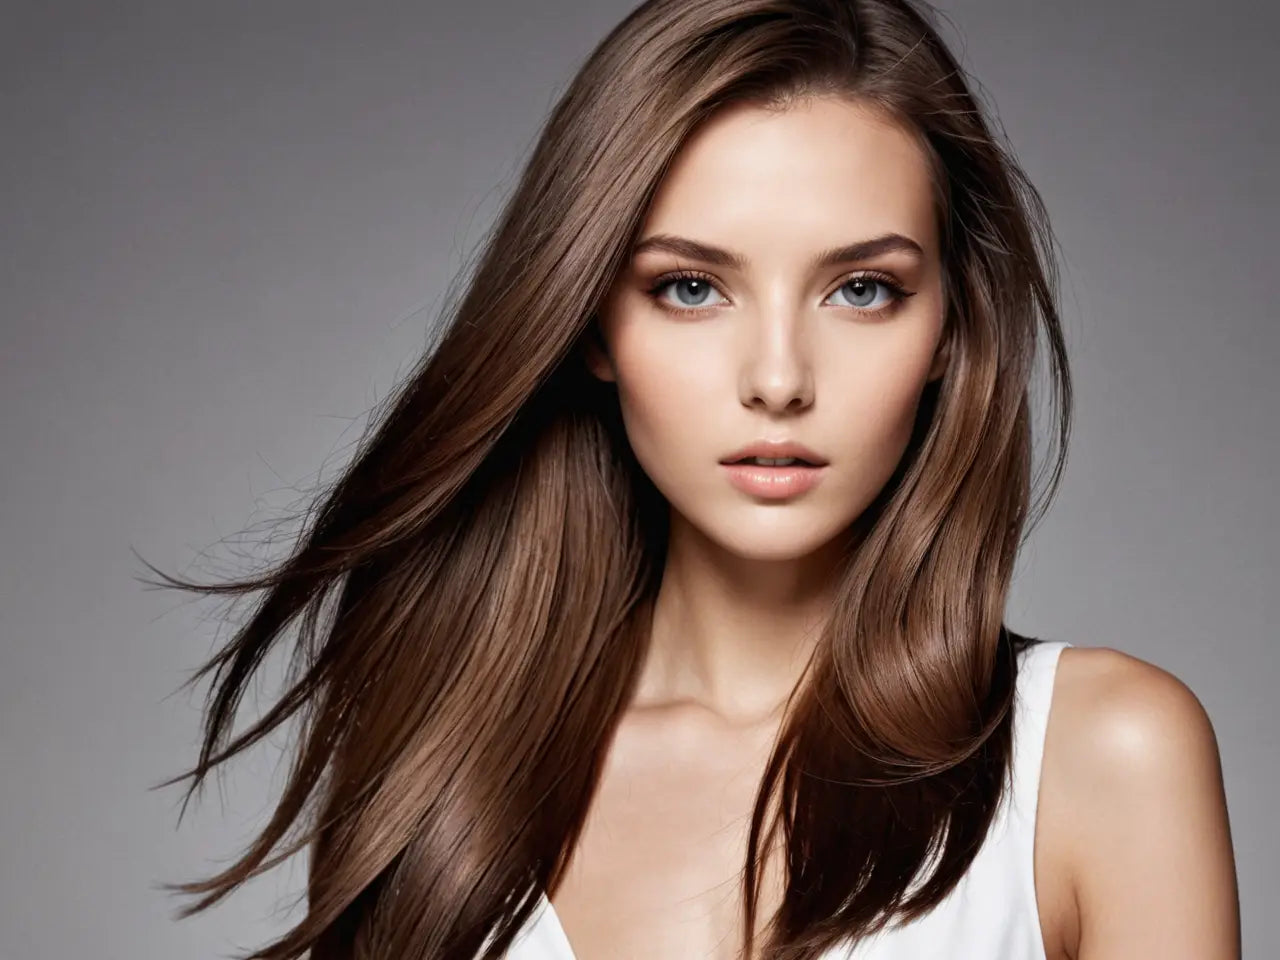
[639,97,939,259]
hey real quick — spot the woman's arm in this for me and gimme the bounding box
[1046,646,1240,959]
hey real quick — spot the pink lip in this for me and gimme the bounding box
[720,462,827,499]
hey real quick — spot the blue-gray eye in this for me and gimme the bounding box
[651,274,725,308]
[647,270,911,315]
[828,276,907,310]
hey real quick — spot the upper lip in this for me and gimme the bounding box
[720,439,829,466]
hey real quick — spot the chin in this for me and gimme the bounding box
[687,510,856,564]
[720,539,836,563]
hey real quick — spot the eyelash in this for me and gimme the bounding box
[644,269,914,318]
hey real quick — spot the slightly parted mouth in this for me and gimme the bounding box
[724,456,822,466]
[719,439,829,467]
[719,453,829,468]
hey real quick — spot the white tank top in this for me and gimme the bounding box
[501,639,1071,960]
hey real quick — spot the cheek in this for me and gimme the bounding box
[833,338,938,474]
[610,327,719,454]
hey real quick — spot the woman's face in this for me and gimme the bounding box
[589,96,948,563]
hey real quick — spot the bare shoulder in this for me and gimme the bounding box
[1050,644,1215,748]
[1036,645,1240,959]
[1046,646,1224,796]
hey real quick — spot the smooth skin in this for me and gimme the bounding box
[565,95,1240,959]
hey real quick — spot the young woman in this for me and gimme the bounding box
[149,1,1240,958]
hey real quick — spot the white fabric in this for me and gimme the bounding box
[503,639,1071,960]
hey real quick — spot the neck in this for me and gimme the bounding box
[630,509,850,726]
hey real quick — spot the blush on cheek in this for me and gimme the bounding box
[616,346,718,428]
[617,398,688,483]
[857,375,932,475]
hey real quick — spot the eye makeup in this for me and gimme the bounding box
[642,269,916,320]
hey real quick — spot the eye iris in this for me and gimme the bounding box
[845,278,879,307]
[675,278,712,306]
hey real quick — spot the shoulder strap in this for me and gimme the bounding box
[1009,639,1071,826]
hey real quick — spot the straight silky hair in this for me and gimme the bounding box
[145,1,1071,957]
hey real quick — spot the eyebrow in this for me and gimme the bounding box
[630,231,925,269]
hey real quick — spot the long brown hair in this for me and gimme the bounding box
[144,0,1071,957]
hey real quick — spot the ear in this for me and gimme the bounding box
[583,317,617,383]
[926,329,951,383]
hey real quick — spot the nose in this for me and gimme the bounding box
[738,305,815,413]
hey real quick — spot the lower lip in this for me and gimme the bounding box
[720,463,827,499]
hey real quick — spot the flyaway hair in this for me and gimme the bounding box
[141,1,1071,957]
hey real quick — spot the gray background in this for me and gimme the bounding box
[1,1,1275,957]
